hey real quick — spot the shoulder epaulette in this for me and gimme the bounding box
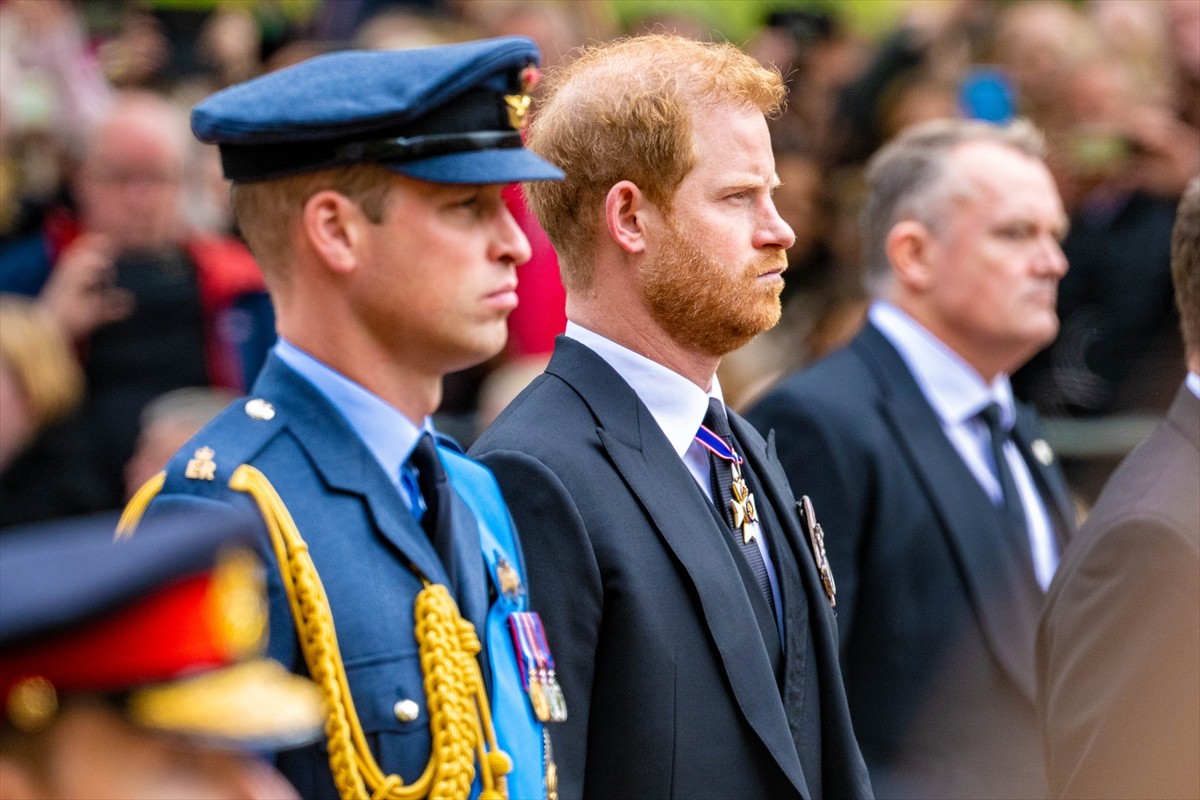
[160,396,286,497]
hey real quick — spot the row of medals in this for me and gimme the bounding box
[528,667,567,723]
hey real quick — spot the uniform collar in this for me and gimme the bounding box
[273,338,430,482]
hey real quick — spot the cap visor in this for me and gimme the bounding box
[389,147,564,184]
[126,659,326,751]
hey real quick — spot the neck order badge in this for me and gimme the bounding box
[695,421,759,544]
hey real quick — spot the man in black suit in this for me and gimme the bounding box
[1037,176,1200,800]
[747,118,1077,799]
[470,35,872,800]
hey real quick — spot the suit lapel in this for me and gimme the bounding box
[546,339,809,796]
[256,358,452,591]
[854,326,1042,702]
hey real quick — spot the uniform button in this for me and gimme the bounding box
[244,398,276,420]
[393,699,420,722]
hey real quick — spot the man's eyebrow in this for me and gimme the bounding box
[716,175,773,194]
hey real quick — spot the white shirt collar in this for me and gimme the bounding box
[1187,371,1200,400]
[869,301,1016,429]
[565,321,721,455]
[273,338,429,482]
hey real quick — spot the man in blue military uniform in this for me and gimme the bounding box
[117,37,565,800]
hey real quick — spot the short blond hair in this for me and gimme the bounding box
[525,35,786,291]
[229,164,395,278]
[0,295,84,428]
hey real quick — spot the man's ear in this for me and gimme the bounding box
[301,190,370,275]
[604,181,649,254]
[885,219,937,292]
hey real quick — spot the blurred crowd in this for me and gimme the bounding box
[1,0,1197,529]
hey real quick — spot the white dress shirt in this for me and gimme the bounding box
[870,303,1060,589]
[565,321,783,629]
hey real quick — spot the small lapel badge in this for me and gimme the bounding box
[185,447,217,481]
[798,495,837,609]
[496,556,524,600]
[244,398,275,421]
[1031,438,1054,466]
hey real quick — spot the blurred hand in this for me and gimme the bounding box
[1118,108,1200,198]
[38,234,134,340]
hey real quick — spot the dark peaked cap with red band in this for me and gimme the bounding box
[191,35,564,185]
[0,509,323,749]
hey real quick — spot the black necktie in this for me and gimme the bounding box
[978,403,1031,560]
[702,398,775,615]
[409,433,456,590]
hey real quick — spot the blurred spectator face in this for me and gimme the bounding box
[1168,0,1200,79]
[1057,59,1138,182]
[915,141,1069,376]
[123,387,236,499]
[0,699,300,800]
[74,95,188,252]
[993,1,1097,124]
[123,413,198,498]
[882,79,958,142]
[773,152,825,264]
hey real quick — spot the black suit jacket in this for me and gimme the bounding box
[747,322,1076,799]
[1038,383,1200,799]
[470,337,871,800]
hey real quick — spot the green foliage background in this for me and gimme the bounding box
[608,0,910,43]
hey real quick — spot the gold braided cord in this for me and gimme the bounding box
[115,471,166,540]
[228,464,511,800]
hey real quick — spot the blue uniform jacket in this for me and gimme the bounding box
[137,354,546,800]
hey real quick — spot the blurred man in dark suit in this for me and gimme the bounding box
[1038,176,1200,800]
[749,118,1077,799]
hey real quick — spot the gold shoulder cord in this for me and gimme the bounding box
[118,467,512,800]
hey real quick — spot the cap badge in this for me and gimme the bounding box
[504,93,532,130]
[6,676,58,732]
[1031,439,1055,466]
[244,398,276,421]
[206,547,268,660]
[185,447,217,481]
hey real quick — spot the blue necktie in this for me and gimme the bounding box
[978,403,1032,562]
[407,433,456,589]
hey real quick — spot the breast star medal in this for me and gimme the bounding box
[798,495,836,609]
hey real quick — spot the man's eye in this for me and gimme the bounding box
[998,225,1033,239]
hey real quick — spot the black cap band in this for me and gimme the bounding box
[220,130,524,182]
[217,86,524,183]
